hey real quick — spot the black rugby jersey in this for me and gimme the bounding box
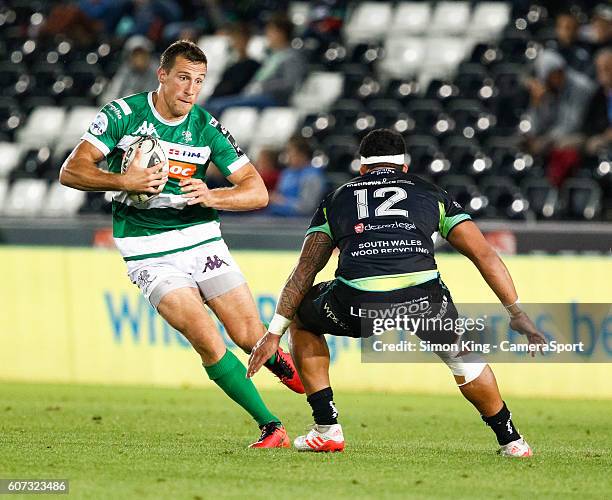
[306,168,471,291]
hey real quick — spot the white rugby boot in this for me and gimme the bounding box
[498,437,533,457]
[294,423,345,452]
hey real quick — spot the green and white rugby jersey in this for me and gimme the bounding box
[81,91,249,262]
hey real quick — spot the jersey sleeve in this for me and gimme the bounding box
[81,101,128,156]
[438,189,471,239]
[207,116,250,177]
[305,194,333,241]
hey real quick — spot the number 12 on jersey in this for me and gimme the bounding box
[354,187,409,219]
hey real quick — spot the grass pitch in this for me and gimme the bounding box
[1,382,610,499]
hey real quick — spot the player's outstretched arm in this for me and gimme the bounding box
[181,163,268,211]
[447,221,546,353]
[247,232,334,377]
[60,140,167,193]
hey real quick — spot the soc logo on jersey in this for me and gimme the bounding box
[354,223,364,233]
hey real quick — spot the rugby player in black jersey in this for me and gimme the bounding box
[248,129,546,456]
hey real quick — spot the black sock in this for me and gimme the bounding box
[482,401,521,445]
[307,387,338,425]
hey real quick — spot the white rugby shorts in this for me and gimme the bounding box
[126,238,246,307]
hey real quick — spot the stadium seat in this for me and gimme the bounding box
[0,62,27,97]
[389,2,432,36]
[330,99,365,135]
[560,178,602,220]
[405,135,440,174]
[321,41,349,69]
[443,135,482,174]
[197,35,230,77]
[348,42,385,68]
[299,112,335,140]
[448,99,495,139]
[339,63,371,98]
[521,178,559,219]
[454,63,491,99]
[43,181,86,217]
[363,99,402,130]
[11,146,53,180]
[422,38,470,78]
[2,178,47,217]
[251,107,300,149]
[379,37,426,79]
[79,192,112,215]
[0,179,8,212]
[291,71,344,112]
[29,62,63,98]
[289,2,311,34]
[343,2,393,45]
[438,174,482,212]
[385,78,421,105]
[218,107,259,148]
[64,62,105,100]
[468,2,512,41]
[406,100,443,134]
[0,97,23,138]
[479,176,528,219]
[55,106,98,153]
[15,106,66,148]
[0,142,22,178]
[322,134,359,172]
[429,2,471,36]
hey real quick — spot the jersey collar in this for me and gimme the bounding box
[147,92,189,126]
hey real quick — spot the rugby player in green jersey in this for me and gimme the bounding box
[60,40,304,448]
[248,129,546,456]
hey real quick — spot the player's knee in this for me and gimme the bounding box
[437,351,487,386]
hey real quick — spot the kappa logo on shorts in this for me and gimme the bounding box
[136,270,154,293]
[202,255,229,273]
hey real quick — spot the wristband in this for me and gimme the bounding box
[268,313,291,336]
[504,298,521,317]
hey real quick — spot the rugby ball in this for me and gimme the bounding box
[121,136,168,204]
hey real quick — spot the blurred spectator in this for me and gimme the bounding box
[549,11,591,73]
[205,14,306,117]
[525,50,596,185]
[583,4,612,52]
[267,136,326,217]
[116,0,183,41]
[302,0,345,44]
[40,1,106,46]
[100,36,159,104]
[79,0,130,34]
[525,50,595,153]
[582,48,612,156]
[254,147,281,191]
[210,23,261,98]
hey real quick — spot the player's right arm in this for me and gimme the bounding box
[447,221,546,351]
[60,101,166,193]
[60,140,166,193]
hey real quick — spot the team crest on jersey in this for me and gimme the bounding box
[136,121,158,137]
[182,130,192,142]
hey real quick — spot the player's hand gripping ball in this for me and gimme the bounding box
[121,136,169,204]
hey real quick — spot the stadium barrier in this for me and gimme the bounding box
[0,247,610,398]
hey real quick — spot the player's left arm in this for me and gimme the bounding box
[247,231,334,377]
[447,221,546,354]
[180,163,269,211]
